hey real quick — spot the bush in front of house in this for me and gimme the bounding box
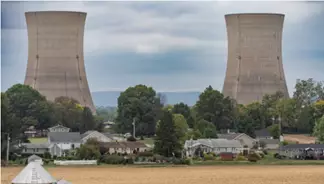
[43,152,51,159]
[137,151,154,157]
[248,152,262,162]
[102,155,125,164]
[235,155,247,161]
[203,153,215,161]
[263,150,268,155]
[127,136,137,142]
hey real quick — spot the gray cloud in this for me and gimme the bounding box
[1,1,324,94]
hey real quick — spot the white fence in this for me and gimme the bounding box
[54,160,97,165]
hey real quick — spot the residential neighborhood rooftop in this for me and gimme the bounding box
[48,132,81,143]
[255,128,272,137]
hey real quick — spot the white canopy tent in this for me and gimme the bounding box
[11,162,57,184]
[57,179,71,184]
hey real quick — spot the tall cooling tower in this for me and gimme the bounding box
[24,11,96,113]
[222,13,289,105]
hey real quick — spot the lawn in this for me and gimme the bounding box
[138,137,155,145]
[2,166,324,184]
[28,137,48,143]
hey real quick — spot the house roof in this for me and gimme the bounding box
[48,124,70,130]
[22,143,50,149]
[217,133,243,140]
[255,129,271,137]
[258,139,279,145]
[48,132,81,143]
[12,162,57,184]
[280,144,324,150]
[184,139,243,149]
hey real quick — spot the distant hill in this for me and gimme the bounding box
[92,91,201,107]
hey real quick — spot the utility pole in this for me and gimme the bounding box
[132,118,136,138]
[6,133,10,162]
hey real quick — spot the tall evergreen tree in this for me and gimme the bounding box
[154,110,181,157]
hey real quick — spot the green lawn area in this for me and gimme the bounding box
[28,137,48,143]
[139,137,155,145]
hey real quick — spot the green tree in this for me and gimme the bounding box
[268,124,279,139]
[293,78,324,108]
[313,100,324,121]
[116,85,162,136]
[275,98,298,132]
[313,116,324,143]
[5,84,49,130]
[1,93,21,159]
[195,86,235,130]
[53,96,84,132]
[196,119,217,138]
[154,110,181,157]
[173,114,189,144]
[172,103,195,128]
[186,129,202,140]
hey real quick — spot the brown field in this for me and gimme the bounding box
[2,166,324,184]
[284,134,316,144]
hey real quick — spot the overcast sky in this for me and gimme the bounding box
[1,1,324,95]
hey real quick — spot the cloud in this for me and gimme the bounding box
[1,1,324,95]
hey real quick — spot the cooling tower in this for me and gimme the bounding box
[222,13,289,105]
[24,11,96,114]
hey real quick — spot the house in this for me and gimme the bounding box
[48,132,81,150]
[103,133,126,142]
[255,128,273,140]
[81,131,114,144]
[279,144,324,159]
[24,126,47,137]
[184,139,244,157]
[257,139,279,150]
[21,143,62,157]
[100,141,148,154]
[217,133,256,148]
[48,124,70,133]
[21,143,50,155]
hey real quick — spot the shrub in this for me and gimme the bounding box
[153,154,165,162]
[138,151,154,157]
[248,152,262,162]
[235,155,246,161]
[184,158,193,165]
[140,136,144,140]
[102,155,125,164]
[127,136,137,142]
[263,150,268,155]
[203,153,214,161]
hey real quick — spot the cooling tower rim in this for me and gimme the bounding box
[225,13,285,17]
[25,11,87,15]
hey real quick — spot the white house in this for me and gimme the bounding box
[101,141,148,154]
[48,124,70,133]
[48,132,81,156]
[184,139,244,157]
[217,133,256,148]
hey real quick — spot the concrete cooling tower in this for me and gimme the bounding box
[222,13,289,105]
[24,11,96,113]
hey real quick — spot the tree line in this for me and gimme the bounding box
[113,79,324,157]
[1,84,104,159]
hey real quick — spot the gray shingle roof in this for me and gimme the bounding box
[48,132,81,143]
[22,143,50,149]
[281,144,324,150]
[184,139,243,149]
[217,133,243,140]
[255,129,271,137]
